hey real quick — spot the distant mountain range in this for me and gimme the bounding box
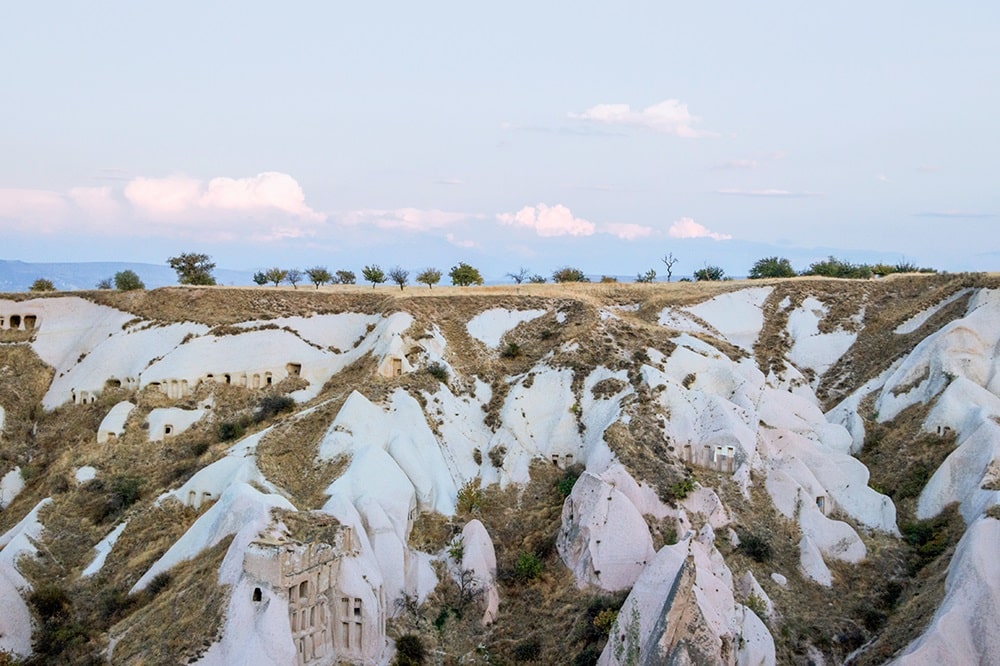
[0,260,256,292]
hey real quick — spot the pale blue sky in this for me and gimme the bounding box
[1,2,997,279]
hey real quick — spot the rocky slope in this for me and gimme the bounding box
[0,275,998,665]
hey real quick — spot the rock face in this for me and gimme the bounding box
[558,471,656,591]
[3,279,1000,664]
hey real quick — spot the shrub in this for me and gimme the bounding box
[488,446,506,468]
[744,592,769,619]
[426,362,449,383]
[513,551,543,581]
[95,277,113,289]
[252,271,268,286]
[666,476,695,501]
[737,531,773,563]
[109,475,144,511]
[552,266,588,283]
[254,395,295,422]
[593,609,618,635]
[29,278,56,292]
[447,537,464,562]
[527,274,547,284]
[599,275,617,283]
[501,342,521,359]
[457,479,484,513]
[146,571,172,596]
[394,634,426,666]
[217,415,250,441]
[557,467,581,498]
[513,638,541,661]
[802,256,873,279]
[748,256,795,279]
[114,270,145,291]
[693,265,725,281]
[635,269,656,283]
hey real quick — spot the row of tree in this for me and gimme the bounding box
[23,252,937,294]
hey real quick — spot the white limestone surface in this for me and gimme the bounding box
[683,286,772,352]
[147,406,207,441]
[0,499,51,658]
[75,466,97,484]
[466,308,546,348]
[97,401,136,443]
[459,519,499,624]
[891,515,1000,664]
[557,471,656,591]
[0,467,24,508]
[786,297,857,387]
[81,521,128,577]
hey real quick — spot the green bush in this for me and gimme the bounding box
[114,270,145,291]
[748,256,795,279]
[394,634,426,665]
[30,278,56,292]
[217,415,250,441]
[552,267,589,283]
[737,531,773,563]
[513,638,541,661]
[254,395,295,423]
[457,479,484,513]
[557,467,581,498]
[501,342,522,358]
[802,256,873,279]
[693,265,726,281]
[426,362,449,383]
[513,551,543,582]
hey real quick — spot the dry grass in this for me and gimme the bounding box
[109,536,233,665]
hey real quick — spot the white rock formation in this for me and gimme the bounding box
[97,400,135,443]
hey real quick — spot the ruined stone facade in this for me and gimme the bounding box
[243,522,385,665]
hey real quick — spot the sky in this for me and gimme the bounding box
[1,2,998,280]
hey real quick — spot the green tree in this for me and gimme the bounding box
[167,253,217,285]
[636,268,657,283]
[305,266,333,288]
[335,269,356,285]
[552,267,588,283]
[252,271,268,286]
[449,262,483,287]
[264,267,287,287]
[286,268,303,289]
[415,268,441,289]
[388,266,409,291]
[29,278,56,292]
[748,256,796,279]
[693,265,725,281]
[114,270,145,291]
[362,264,386,288]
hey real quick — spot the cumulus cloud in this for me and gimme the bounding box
[716,188,822,198]
[497,203,596,237]
[125,172,323,222]
[667,217,732,241]
[569,99,716,138]
[339,208,468,231]
[603,222,653,240]
[0,172,325,242]
[445,233,477,248]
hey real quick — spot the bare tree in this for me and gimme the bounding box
[388,266,409,291]
[662,253,678,282]
[286,268,303,289]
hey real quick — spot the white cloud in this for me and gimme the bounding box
[125,172,323,222]
[339,208,469,231]
[569,99,716,138]
[497,203,596,237]
[603,222,653,240]
[1,172,325,242]
[715,159,759,170]
[445,233,477,248]
[875,173,889,182]
[667,217,732,241]
[716,188,822,198]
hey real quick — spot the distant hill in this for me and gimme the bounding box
[0,260,255,292]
